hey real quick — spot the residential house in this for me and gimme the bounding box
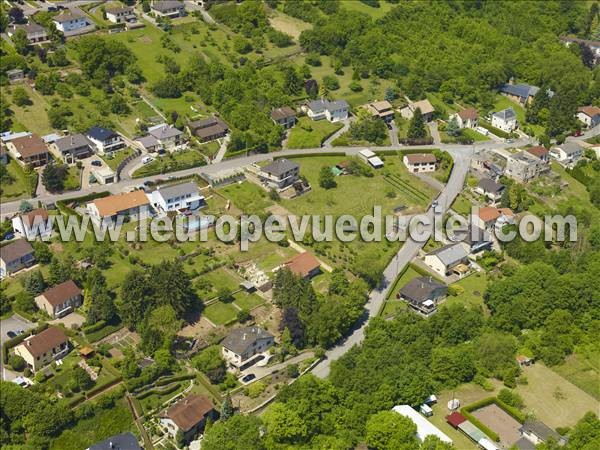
[364,100,395,123]
[270,107,297,128]
[457,226,493,254]
[452,108,478,128]
[525,145,550,164]
[475,178,505,203]
[14,327,69,372]
[150,182,205,212]
[221,326,275,368]
[399,276,448,316]
[12,208,52,240]
[474,207,515,232]
[400,99,435,122]
[135,135,162,153]
[283,251,321,279]
[148,123,186,151]
[0,239,35,279]
[498,83,553,105]
[8,23,48,44]
[505,151,546,182]
[516,355,533,367]
[491,108,517,132]
[160,395,216,442]
[5,134,49,167]
[255,158,300,189]
[423,243,470,278]
[52,12,92,33]
[50,134,92,163]
[86,190,150,226]
[88,432,141,450]
[577,106,600,128]
[151,0,185,18]
[303,99,349,122]
[86,127,125,154]
[35,280,83,319]
[519,420,567,447]
[549,142,583,165]
[187,117,229,143]
[105,6,136,24]
[403,153,437,173]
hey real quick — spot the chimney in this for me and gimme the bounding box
[242,333,246,341]
[109,442,114,449]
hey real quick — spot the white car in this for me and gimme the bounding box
[142,156,154,165]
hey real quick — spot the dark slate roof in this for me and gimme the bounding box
[221,327,273,355]
[519,420,564,443]
[499,83,538,100]
[87,126,118,142]
[154,182,199,199]
[261,158,299,177]
[88,432,141,450]
[54,134,91,153]
[400,276,447,304]
[514,437,536,450]
[493,107,517,121]
[151,0,184,12]
[427,243,469,266]
[477,178,505,195]
[148,124,183,140]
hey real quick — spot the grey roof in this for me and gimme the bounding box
[499,83,554,100]
[0,239,34,263]
[53,12,85,23]
[519,420,564,443]
[400,276,447,304]
[148,124,183,140]
[88,432,141,450]
[307,99,327,112]
[271,107,296,121]
[493,107,517,121]
[510,150,540,165]
[12,23,46,35]
[151,0,184,12]
[306,99,348,113]
[221,327,273,355]
[328,99,349,110]
[427,243,469,267]
[54,134,91,153]
[514,437,536,450]
[477,178,505,195]
[262,158,299,177]
[136,134,160,149]
[154,182,199,199]
[555,142,582,155]
[106,6,134,15]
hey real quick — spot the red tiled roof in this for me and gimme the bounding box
[446,411,467,428]
[10,134,48,158]
[165,395,214,432]
[39,280,81,307]
[19,326,67,358]
[284,252,321,278]
[21,208,49,227]
[578,105,600,118]
[525,146,549,158]
[457,108,478,120]
[405,153,437,164]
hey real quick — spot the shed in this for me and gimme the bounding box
[446,411,467,428]
[239,280,256,292]
[458,420,487,442]
[368,156,384,168]
[478,438,501,450]
[79,346,95,358]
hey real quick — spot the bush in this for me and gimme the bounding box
[247,381,266,398]
[287,363,299,378]
[305,53,321,66]
[498,388,524,408]
[9,354,26,371]
[447,284,464,296]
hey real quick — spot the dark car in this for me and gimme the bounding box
[6,331,17,339]
[242,374,256,383]
[91,160,102,167]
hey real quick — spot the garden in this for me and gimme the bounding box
[286,116,343,149]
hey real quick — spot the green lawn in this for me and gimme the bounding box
[287,117,343,149]
[553,348,600,400]
[101,148,136,171]
[49,398,135,450]
[444,272,489,312]
[340,1,394,19]
[462,127,490,142]
[233,292,265,310]
[200,267,242,298]
[493,94,545,137]
[1,158,35,202]
[203,301,238,326]
[220,181,274,215]
[63,166,82,191]
[331,129,390,147]
[2,85,53,135]
[451,193,474,216]
[132,149,205,178]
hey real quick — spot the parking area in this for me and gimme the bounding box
[50,312,85,329]
[0,315,36,346]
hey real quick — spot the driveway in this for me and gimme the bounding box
[240,351,315,383]
[0,315,37,381]
[50,312,85,329]
[322,118,351,148]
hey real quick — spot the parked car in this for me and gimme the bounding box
[6,331,17,339]
[241,374,256,383]
[3,232,14,240]
[142,156,154,165]
[91,160,102,167]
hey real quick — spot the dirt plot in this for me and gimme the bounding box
[471,404,521,447]
[178,317,215,339]
[97,328,140,351]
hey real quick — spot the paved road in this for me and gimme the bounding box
[310,147,472,379]
[0,139,533,219]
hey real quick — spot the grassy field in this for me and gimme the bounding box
[101,148,136,171]
[462,127,491,142]
[63,166,82,191]
[203,301,238,326]
[49,398,134,450]
[341,0,395,19]
[287,117,343,149]
[233,292,265,310]
[3,85,53,135]
[515,363,599,428]
[1,158,34,202]
[553,349,600,400]
[444,272,489,312]
[220,181,274,215]
[268,9,311,40]
[451,193,474,216]
[132,149,205,178]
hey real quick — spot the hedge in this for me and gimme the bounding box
[478,121,515,140]
[66,393,86,408]
[136,382,181,400]
[85,322,123,343]
[2,322,49,364]
[154,373,196,387]
[82,320,106,334]
[55,191,111,217]
[84,376,122,399]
